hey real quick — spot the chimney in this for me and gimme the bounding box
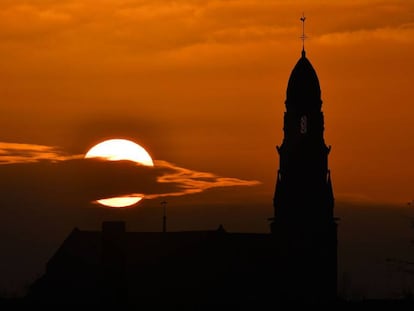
[101,221,127,304]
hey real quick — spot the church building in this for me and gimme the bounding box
[27,20,338,305]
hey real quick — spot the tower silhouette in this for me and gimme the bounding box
[270,41,337,300]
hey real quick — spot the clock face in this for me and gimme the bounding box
[300,115,307,134]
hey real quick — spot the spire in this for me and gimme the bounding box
[300,13,306,57]
[286,54,321,112]
[285,14,321,112]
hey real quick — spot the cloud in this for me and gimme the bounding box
[0,3,75,40]
[1,0,413,75]
[0,142,81,164]
[146,160,260,199]
[316,24,414,46]
[0,142,260,207]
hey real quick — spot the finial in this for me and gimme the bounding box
[300,13,307,57]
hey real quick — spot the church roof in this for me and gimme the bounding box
[45,225,272,270]
[286,50,321,111]
[29,223,276,304]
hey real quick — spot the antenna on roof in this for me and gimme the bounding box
[300,13,307,56]
[161,200,167,233]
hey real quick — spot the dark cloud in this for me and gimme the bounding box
[0,142,260,207]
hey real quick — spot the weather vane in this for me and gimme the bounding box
[300,13,307,52]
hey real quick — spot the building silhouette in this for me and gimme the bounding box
[27,47,337,305]
[270,47,337,301]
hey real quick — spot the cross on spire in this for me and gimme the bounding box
[300,13,307,54]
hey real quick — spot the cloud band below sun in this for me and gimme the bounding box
[0,142,260,205]
[135,159,260,200]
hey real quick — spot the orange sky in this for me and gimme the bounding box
[2,1,414,297]
[0,0,413,205]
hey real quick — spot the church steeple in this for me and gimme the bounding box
[286,14,322,113]
[270,17,337,302]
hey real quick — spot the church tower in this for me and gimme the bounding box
[270,17,337,302]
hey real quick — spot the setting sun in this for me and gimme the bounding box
[85,139,154,207]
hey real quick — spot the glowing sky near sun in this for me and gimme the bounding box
[0,0,413,204]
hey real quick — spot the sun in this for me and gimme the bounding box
[84,139,154,208]
[85,139,153,166]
